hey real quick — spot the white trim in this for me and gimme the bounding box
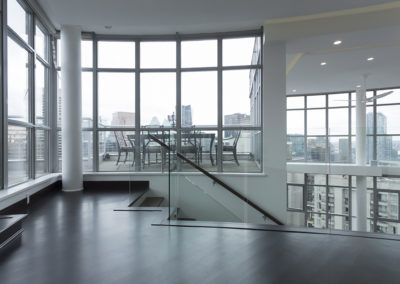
[0,173,61,211]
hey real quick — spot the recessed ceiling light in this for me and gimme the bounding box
[333,40,342,45]
[105,25,112,29]
[320,62,327,66]
[292,89,297,93]
[367,57,374,61]
[356,85,361,88]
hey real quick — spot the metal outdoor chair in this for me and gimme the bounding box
[114,131,135,165]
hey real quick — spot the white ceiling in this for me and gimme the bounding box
[36,0,395,34]
[285,21,400,94]
[36,0,400,94]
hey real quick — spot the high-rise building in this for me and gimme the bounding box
[181,105,192,127]
[366,112,392,162]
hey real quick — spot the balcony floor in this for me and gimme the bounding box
[0,188,399,284]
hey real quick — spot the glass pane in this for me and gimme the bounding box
[287,96,304,109]
[376,105,400,134]
[8,38,29,122]
[288,185,303,210]
[35,60,48,125]
[307,95,325,108]
[307,137,326,162]
[141,41,176,68]
[98,72,135,127]
[328,108,348,135]
[82,40,93,68]
[377,136,400,165]
[329,215,350,230]
[8,125,28,185]
[377,177,400,190]
[223,37,259,66]
[376,88,400,104]
[329,136,349,163]
[36,129,48,175]
[328,93,349,107]
[220,130,262,173]
[181,40,217,68]
[223,69,255,126]
[180,130,217,172]
[376,221,400,235]
[82,72,93,127]
[98,41,135,68]
[307,109,326,135]
[57,71,62,127]
[328,187,349,215]
[35,25,48,60]
[181,71,217,126]
[307,174,326,185]
[99,131,135,171]
[82,131,93,171]
[287,173,305,184]
[7,0,29,42]
[249,68,262,126]
[377,192,398,220]
[306,213,326,229]
[287,136,305,161]
[306,185,326,213]
[328,175,350,187]
[140,73,176,127]
[287,110,304,135]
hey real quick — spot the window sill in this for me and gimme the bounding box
[0,174,61,211]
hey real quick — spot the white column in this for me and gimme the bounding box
[61,25,83,192]
[262,35,287,223]
[355,86,367,231]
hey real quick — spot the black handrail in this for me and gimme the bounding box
[148,134,284,225]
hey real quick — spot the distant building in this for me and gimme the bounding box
[224,113,250,138]
[367,112,392,162]
[181,105,192,127]
[111,112,135,126]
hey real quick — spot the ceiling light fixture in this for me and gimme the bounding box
[367,57,374,61]
[333,40,342,45]
[320,62,327,66]
[292,89,297,93]
[356,85,361,88]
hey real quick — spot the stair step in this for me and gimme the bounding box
[0,214,27,250]
[139,197,164,207]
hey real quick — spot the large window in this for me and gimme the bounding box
[287,88,400,166]
[287,173,400,235]
[5,0,52,187]
[57,31,263,173]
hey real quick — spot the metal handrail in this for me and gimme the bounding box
[148,134,284,225]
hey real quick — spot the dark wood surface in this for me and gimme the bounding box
[1,188,400,284]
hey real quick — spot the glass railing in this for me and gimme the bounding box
[147,132,283,226]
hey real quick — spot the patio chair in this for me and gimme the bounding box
[215,130,241,166]
[114,131,134,165]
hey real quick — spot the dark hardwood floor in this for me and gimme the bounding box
[0,188,400,284]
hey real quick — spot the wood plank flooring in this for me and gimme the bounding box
[0,188,399,284]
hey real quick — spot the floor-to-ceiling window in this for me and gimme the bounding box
[5,0,52,187]
[56,30,263,173]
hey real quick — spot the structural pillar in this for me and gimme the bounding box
[61,25,83,192]
[262,34,287,223]
[355,85,367,231]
